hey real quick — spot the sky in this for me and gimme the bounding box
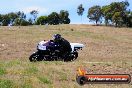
[0,0,132,24]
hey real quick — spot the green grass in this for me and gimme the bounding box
[0,67,6,75]
[0,79,13,88]
[25,66,38,75]
[5,60,21,67]
[21,83,32,88]
[38,76,52,84]
[59,72,68,81]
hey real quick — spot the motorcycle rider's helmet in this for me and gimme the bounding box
[53,34,61,42]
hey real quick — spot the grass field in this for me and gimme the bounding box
[0,24,132,88]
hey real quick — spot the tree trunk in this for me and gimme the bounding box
[81,15,82,24]
[96,20,98,25]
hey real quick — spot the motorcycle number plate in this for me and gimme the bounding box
[42,46,46,50]
[38,46,46,50]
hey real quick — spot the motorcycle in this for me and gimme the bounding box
[29,40,84,62]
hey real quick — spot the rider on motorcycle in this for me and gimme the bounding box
[53,34,72,57]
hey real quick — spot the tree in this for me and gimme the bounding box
[127,15,132,27]
[88,5,102,25]
[36,16,48,25]
[1,14,10,26]
[124,12,132,27]
[112,12,123,27]
[14,18,30,26]
[28,18,33,25]
[14,18,21,26]
[13,11,29,26]
[48,12,60,25]
[20,19,30,26]
[102,5,112,25]
[102,1,130,27]
[59,10,70,24]
[0,14,2,25]
[8,12,18,25]
[77,4,84,22]
[17,11,26,20]
[30,10,38,24]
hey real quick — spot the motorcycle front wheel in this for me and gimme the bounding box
[29,52,40,62]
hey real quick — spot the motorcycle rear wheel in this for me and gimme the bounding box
[64,52,78,62]
[71,52,78,61]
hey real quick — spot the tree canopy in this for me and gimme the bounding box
[36,16,48,25]
[30,10,38,24]
[77,4,84,22]
[88,5,102,25]
[59,10,70,24]
[101,0,131,27]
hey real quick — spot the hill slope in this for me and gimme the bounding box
[0,25,132,88]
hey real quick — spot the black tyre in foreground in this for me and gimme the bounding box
[76,76,87,85]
